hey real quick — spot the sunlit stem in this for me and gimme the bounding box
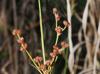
[55,19,59,45]
[25,50,43,74]
[55,34,59,45]
[56,19,57,27]
[16,34,42,74]
[38,0,46,64]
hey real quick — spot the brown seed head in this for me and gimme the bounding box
[55,26,62,36]
[63,20,70,27]
[34,56,42,63]
[12,29,21,36]
[40,64,46,70]
[17,37,24,44]
[50,52,56,58]
[53,8,58,14]
[20,43,27,51]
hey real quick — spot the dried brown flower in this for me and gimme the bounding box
[50,52,56,58]
[34,56,42,63]
[12,29,21,36]
[63,20,70,27]
[17,37,24,44]
[40,64,46,70]
[53,8,58,14]
[55,26,62,36]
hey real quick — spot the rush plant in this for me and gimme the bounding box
[12,0,70,74]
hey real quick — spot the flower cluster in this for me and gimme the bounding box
[12,29,56,74]
[34,56,42,63]
[50,45,60,58]
[53,8,70,37]
[12,29,28,51]
[12,29,21,36]
[12,7,70,74]
[34,56,54,73]
[63,20,70,27]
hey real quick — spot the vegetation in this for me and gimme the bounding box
[0,0,100,74]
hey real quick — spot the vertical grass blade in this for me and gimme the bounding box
[38,0,46,64]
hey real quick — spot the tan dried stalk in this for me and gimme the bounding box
[93,18,100,74]
[66,0,74,74]
[82,0,93,67]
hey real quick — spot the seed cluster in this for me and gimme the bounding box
[13,29,28,51]
[12,8,70,74]
[53,8,70,36]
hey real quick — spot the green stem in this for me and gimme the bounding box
[56,19,57,28]
[62,26,67,31]
[38,0,46,64]
[63,48,68,74]
[55,35,59,45]
[55,19,59,45]
[30,63,43,74]
[25,50,43,74]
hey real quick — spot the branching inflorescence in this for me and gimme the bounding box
[12,0,70,74]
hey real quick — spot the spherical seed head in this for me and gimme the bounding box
[55,26,62,36]
[38,56,42,62]
[34,56,42,63]
[20,47,24,51]
[40,64,46,70]
[20,43,27,51]
[12,29,21,36]
[50,52,56,58]
[63,20,70,27]
[23,43,28,49]
[53,8,61,21]
[53,8,58,14]
[55,13,61,21]
[17,37,24,44]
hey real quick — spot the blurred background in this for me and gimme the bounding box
[0,0,100,74]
